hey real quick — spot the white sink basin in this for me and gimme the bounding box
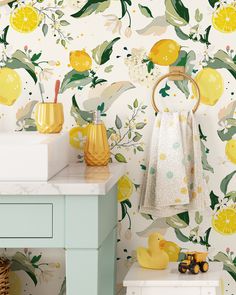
[0,132,69,181]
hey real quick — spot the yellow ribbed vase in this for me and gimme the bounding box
[84,123,110,166]
[35,102,64,134]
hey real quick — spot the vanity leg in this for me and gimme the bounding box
[66,248,99,295]
[65,229,117,295]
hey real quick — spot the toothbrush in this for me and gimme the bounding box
[54,80,61,103]
[39,82,45,103]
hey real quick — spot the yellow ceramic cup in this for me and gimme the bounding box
[35,102,64,134]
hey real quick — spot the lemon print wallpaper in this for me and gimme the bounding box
[0,0,236,294]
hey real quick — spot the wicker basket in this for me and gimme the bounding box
[0,257,10,295]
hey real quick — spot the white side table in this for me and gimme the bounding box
[123,262,223,295]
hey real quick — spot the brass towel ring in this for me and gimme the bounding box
[152,71,201,113]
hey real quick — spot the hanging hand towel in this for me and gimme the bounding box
[139,111,209,218]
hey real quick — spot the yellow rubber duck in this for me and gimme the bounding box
[137,232,169,270]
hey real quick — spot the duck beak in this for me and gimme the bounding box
[159,240,166,249]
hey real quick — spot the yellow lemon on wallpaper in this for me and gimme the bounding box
[9,271,22,295]
[212,4,236,33]
[117,175,133,202]
[69,125,89,150]
[69,50,92,72]
[193,68,224,106]
[0,68,22,106]
[148,39,180,66]
[10,5,40,33]
[212,207,236,235]
[163,241,180,262]
[225,139,236,164]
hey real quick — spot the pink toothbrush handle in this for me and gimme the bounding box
[54,80,61,103]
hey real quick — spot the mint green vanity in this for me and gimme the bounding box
[0,164,125,295]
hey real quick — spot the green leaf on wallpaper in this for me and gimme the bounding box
[120,201,127,220]
[208,0,220,8]
[115,115,122,129]
[55,10,64,18]
[199,124,207,141]
[133,98,138,108]
[166,214,188,228]
[174,27,189,40]
[226,118,236,126]
[104,65,113,73]
[195,211,203,225]
[225,191,236,202]
[83,81,135,111]
[0,26,9,46]
[5,50,37,83]
[133,132,142,142]
[138,4,154,18]
[42,24,48,36]
[136,122,146,129]
[140,164,146,170]
[204,227,211,246]
[177,212,189,225]
[214,252,236,277]
[123,199,132,208]
[159,82,170,97]
[7,1,17,8]
[141,213,153,220]
[217,126,236,141]
[146,60,154,73]
[165,0,190,27]
[23,118,37,131]
[71,0,110,18]
[210,190,219,210]
[120,0,126,17]
[174,228,189,242]
[92,37,120,65]
[60,20,70,26]
[220,170,236,195]
[124,0,132,5]
[107,127,116,139]
[60,70,92,93]
[174,50,196,98]
[71,95,93,125]
[195,9,203,23]
[115,153,127,163]
[26,271,38,286]
[172,50,188,66]
[31,52,42,62]
[16,100,38,129]
[136,15,169,36]
[200,140,214,173]
[137,146,144,151]
[31,255,42,264]
[207,50,236,79]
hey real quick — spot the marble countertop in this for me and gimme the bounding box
[0,163,126,196]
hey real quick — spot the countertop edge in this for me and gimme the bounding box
[0,163,126,196]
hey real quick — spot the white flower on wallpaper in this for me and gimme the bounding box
[104,14,122,34]
[125,48,162,88]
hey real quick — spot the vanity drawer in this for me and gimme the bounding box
[0,203,52,238]
[0,196,64,247]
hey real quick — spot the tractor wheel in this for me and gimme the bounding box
[178,264,187,273]
[190,263,200,274]
[200,261,209,272]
